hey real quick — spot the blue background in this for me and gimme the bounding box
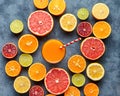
[0,0,120,96]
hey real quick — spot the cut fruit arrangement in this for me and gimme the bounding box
[1,1,112,96]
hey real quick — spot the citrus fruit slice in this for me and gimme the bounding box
[93,21,111,39]
[60,13,77,32]
[80,37,105,60]
[46,94,56,96]
[48,0,66,16]
[68,55,86,73]
[13,76,31,94]
[33,0,48,9]
[84,83,99,96]
[42,39,66,64]
[77,8,89,20]
[19,54,33,67]
[72,74,85,87]
[86,63,105,81]
[92,3,109,20]
[18,34,39,53]
[44,68,70,95]
[77,22,92,37]
[28,10,54,36]
[64,86,80,96]
[29,85,44,96]
[5,60,21,77]
[2,42,18,59]
[28,63,46,81]
[10,19,24,34]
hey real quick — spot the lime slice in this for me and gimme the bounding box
[19,54,33,67]
[10,19,24,34]
[77,8,89,20]
[72,74,85,87]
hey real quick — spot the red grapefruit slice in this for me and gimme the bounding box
[80,37,105,60]
[44,68,70,95]
[2,42,17,59]
[28,10,54,36]
[77,22,92,37]
[29,85,44,96]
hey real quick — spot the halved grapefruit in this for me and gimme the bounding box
[80,37,105,60]
[28,10,54,36]
[44,68,70,95]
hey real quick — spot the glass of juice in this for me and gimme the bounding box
[42,39,66,64]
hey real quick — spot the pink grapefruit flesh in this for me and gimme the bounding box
[44,68,70,95]
[29,85,44,96]
[2,42,17,59]
[80,37,105,60]
[28,10,54,36]
[77,22,92,37]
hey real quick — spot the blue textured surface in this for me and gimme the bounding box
[0,0,120,96]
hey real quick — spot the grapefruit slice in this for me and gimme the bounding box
[77,22,92,37]
[2,42,18,59]
[64,86,81,96]
[84,83,99,96]
[46,94,56,96]
[86,63,105,81]
[13,76,31,94]
[29,85,44,96]
[28,10,54,36]
[44,68,70,95]
[80,37,105,60]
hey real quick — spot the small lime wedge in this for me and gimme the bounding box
[77,8,89,20]
[10,19,24,34]
[72,73,85,87]
[19,54,33,67]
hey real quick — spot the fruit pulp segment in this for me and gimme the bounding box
[42,39,66,63]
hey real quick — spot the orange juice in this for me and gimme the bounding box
[42,39,66,64]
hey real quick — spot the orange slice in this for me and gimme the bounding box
[68,55,86,73]
[5,60,21,77]
[93,21,111,39]
[86,62,105,81]
[92,3,109,20]
[18,34,39,53]
[13,76,31,94]
[48,0,66,16]
[28,63,46,81]
[46,94,56,96]
[84,83,99,96]
[64,86,81,96]
[33,0,48,9]
[60,13,77,32]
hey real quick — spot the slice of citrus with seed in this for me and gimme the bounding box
[10,19,24,34]
[13,76,31,94]
[5,60,21,77]
[86,62,105,81]
[60,13,77,32]
[28,63,46,81]
[33,0,48,9]
[44,68,70,95]
[48,0,66,16]
[64,86,81,96]
[72,74,85,87]
[29,85,44,96]
[77,8,89,20]
[46,94,56,96]
[19,54,33,67]
[68,55,86,73]
[18,34,39,53]
[93,21,111,39]
[84,83,99,96]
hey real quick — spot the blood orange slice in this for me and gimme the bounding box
[80,37,105,60]
[29,85,44,96]
[44,68,70,95]
[28,10,54,36]
[2,42,17,59]
[77,22,92,37]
